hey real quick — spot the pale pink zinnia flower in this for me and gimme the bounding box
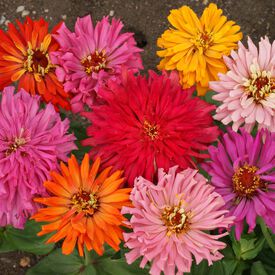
[210,37,275,132]
[51,15,143,112]
[0,86,76,229]
[122,167,234,275]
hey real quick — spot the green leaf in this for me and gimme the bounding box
[231,231,265,260]
[79,265,97,275]
[251,261,269,275]
[0,229,17,253]
[94,257,149,275]
[26,248,85,275]
[257,248,275,274]
[4,220,54,255]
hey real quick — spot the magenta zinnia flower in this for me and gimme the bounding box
[82,71,219,186]
[51,15,143,112]
[203,128,275,239]
[210,37,275,132]
[122,167,233,275]
[0,87,76,228]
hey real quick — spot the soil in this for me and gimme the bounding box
[0,0,274,274]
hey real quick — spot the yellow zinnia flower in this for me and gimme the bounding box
[157,3,243,95]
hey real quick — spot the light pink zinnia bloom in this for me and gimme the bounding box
[0,86,76,229]
[122,167,234,275]
[51,15,143,113]
[210,37,275,132]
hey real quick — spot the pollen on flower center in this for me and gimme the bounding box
[5,137,27,156]
[194,31,213,51]
[24,43,52,77]
[232,164,266,198]
[243,67,275,102]
[143,120,159,140]
[81,50,107,75]
[71,191,99,215]
[162,205,189,236]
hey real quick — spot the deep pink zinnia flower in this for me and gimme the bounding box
[203,128,275,239]
[51,15,143,113]
[82,71,219,186]
[210,37,275,132]
[122,167,233,275]
[0,86,76,229]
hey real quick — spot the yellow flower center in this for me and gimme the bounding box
[71,191,98,215]
[5,137,27,156]
[232,164,266,199]
[162,205,189,236]
[24,42,53,79]
[194,31,213,52]
[243,65,275,102]
[81,50,107,75]
[143,120,159,140]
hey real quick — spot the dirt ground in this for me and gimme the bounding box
[0,0,274,274]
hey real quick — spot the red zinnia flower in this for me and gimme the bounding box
[0,17,70,110]
[83,71,219,186]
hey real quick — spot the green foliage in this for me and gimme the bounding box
[27,245,149,275]
[232,234,265,260]
[0,220,54,255]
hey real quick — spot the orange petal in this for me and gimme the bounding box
[68,155,81,188]
[11,69,25,81]
[80,154,90,190]
[97,178,125,198]
[44,181,71,198]
[34,197,71,207]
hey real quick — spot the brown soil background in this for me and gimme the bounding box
[0,0,274,274]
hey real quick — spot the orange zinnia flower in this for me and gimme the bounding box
[0,17,70,110]
[31,154,131,256]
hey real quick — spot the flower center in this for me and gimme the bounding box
[81,50,107,75]
[162,205,189,236]
[5,137,27,156]
[232,164,266,198]
[194,31,213,51]
[71,191,98,215]
[243,66,275,102]
[143,120,159,140]
[24,42,52,77]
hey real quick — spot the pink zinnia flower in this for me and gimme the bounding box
[0,86,76,228]
[82,71,219,186]
[210,37,275,132]
[51,15,143,112]
[122,167,233,275]
[203,128,275,239]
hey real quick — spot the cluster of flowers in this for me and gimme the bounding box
[0,3,274,275]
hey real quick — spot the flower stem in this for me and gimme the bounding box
[84,246,92,266]
[259,218,275,253]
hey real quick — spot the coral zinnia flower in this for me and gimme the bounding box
[211,37,275,132]
[0,86,76,229]
[157,3,242,95]
[203,128,275,239]
[32,154,131,256]
[122,166,234,274]
[51,15,143,113]
[0,17,70,110]
[82,71,219,186]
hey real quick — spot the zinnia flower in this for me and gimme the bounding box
[203,128,275,239]
[157,3,242,95]
[0,86,76,229]
[51,15,143,113]
[32,154,131,256]
[122,166,233,275]
[0,17,70,110]
[82,71,219,186]
[210,37,275,132]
